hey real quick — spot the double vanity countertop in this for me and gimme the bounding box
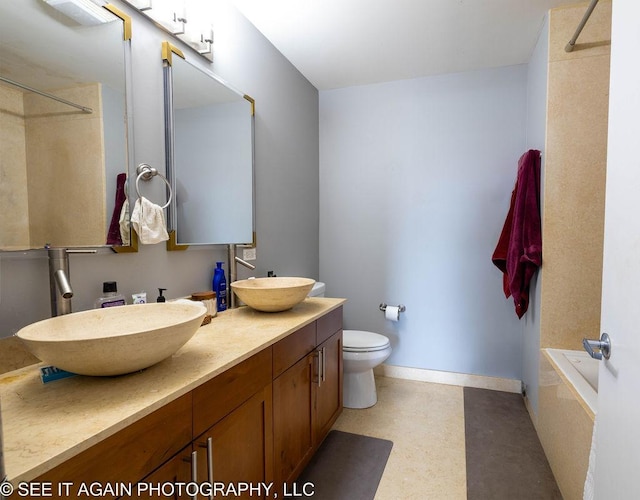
[0,297,345,484]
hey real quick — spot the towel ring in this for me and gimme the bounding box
[135,163,172,209]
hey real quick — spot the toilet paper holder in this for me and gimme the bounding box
[379,303,406,313]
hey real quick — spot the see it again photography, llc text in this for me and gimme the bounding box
[1,480,316,498]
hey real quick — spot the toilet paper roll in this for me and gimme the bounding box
[385,305,400,322]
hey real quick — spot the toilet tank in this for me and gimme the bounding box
[308,282,325,297]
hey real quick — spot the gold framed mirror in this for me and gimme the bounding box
[162,42,255,249]
[0,0,136,252]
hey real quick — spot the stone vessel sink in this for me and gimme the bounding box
[231,277,315,312]
[15,302,206,376]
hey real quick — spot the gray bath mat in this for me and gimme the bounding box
[464,387,562,499]
[295,430,393,500]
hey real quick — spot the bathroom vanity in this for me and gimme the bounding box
[0,298,344,499]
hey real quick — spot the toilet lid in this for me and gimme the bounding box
[343,330,390,352]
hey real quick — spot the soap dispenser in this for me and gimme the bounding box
[156,288,167,303]
[212,262,227,312]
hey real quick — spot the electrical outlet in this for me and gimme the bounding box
[243,248,257,261]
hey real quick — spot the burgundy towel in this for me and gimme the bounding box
[492,150,542,318]
[107,173,127,245]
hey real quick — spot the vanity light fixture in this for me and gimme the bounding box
[183,21,213,58]
[122,0,214,62]
[142,0,187,35]
[43,0,115,26]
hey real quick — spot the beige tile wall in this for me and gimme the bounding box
[535,4,610,499]
[0,84,30,249]
[24,83,106,247]
[540,1,611,349]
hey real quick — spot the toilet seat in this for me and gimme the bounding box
[343,330,390,353]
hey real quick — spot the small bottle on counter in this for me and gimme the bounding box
[212,262,227,312]
[95,281,126,308]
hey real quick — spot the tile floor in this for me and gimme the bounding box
[331,376,467,499]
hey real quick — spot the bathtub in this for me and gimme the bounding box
[538,348,597,499]
[544,348,598,414]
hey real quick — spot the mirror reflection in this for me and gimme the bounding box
[165,50,254,246]
[0,0,132,250]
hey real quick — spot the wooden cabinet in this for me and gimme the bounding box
[17,306,342,500]
[120,447,193,499]
[166,349,274,500]
[122,350,273,500]
[192,349,272,437]
[315,329,343,441]
[272,306,343,493]
[194,385,273,499]
[273,351,316,486]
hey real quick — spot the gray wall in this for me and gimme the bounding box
[0,1,319,337]
[522,16,549,414]
[319,65,528,379]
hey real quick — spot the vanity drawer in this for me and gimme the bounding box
[193,348,272,437]
[316,306,343,345]
[272,323,316,378]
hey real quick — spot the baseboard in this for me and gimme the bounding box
[374,363,521,394]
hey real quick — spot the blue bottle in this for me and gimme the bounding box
[213,262,227,312]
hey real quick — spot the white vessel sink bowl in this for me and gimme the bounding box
[16,302,206,376]
[231,277,315,312]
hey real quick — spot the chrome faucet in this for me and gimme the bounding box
[47,248,96,316]
[48,248,73,316]
[228,244,256,308]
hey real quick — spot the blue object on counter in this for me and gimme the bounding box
[213,262,227,312]
[40,366,77,383]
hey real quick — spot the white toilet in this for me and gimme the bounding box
[342,330,391,408]
[307,283,392,409]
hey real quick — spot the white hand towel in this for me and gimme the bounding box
[130,197,169,244]
[119,199,130,246]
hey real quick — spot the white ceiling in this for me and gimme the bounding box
[230,0,581,90]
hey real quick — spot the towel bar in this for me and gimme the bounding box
[135,163,172,209]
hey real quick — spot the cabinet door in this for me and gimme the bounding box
[315,330,343,442]
[195,384,273,500]
[272,352,316,488]
[193,349,272,438]
[121,446,193,500]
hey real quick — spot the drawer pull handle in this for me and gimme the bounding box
[198,438,214,500]
[182,450,198,500]
[206,437,214,500]
[322,346,326,383]
[316,347,325,387]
